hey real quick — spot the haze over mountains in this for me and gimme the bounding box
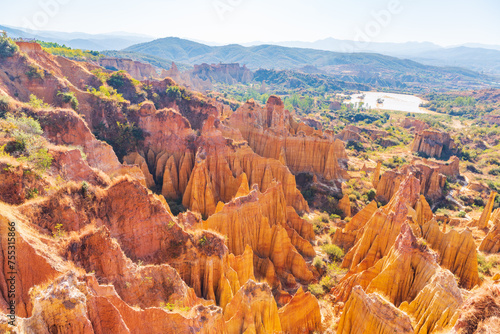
[261,38,500,75]
[119,37,499,92]
[3,24,500,77]
[0,24,153,51]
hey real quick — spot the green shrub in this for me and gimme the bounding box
[81,181,89,195]
[198,235,207,246]
[488,168,500,176]
[26,64,44,80]
[313,221,325,234]
[474,196,485,207]
[93,121,143,160]
[308,283,324,297]
[159,302,190,313]
[460,149,477,162]
[6,112,42,136]
[312,256,324,269]
[4,112,52,172]
[27,94,49,109]
[26,187,38,199]
[57,91,79,110]
[53,223,65,238]
[366,188,376,201]
[301,187,317,203]
[107,71,127,88]
[457,211,466,218]
[319,212,330,222]
[23,148,53,172]
[486,180,500,193]
[346,140,365,152]
[39,41,101,61]
[91,69,110,84]
[166,85,182,100]
[166,198,186,215]
[0,96,9,117]
[486,158,500,166]
[6,111,43,153]
[320,275,336,290]
[477,253,495,275]
[87,85,125,102]
[0,32,19,58]
[466,164,482,174]
[321,243,344,262]
[326,263,347,277]
[383,156,407,169]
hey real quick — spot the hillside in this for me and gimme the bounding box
[124,37,495,91]
[1,37,500,334]
[0,24,153,51]
[411,46,500,75]
[101,49,192,71]
[249,38,500,75]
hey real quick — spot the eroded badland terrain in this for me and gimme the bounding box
[0,37,500,334]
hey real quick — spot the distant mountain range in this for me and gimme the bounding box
[242,38,443,55]
[121,37,497,92]
[243,38,500,75]
[411,46,500,75]
[2,25,499,91]
[0,24,154,51]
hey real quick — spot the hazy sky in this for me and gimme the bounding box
[1,0,499,46]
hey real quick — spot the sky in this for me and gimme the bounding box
[1,0,499,46]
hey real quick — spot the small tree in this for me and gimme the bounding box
[166,85,182,100]
[322,243,344,262]
[57,91,79,110]
[0,32,19,58]
[5,112,53,172]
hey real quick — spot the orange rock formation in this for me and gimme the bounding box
[337,286,414,334]
[338,194,352,218]
[332,200,378,252]
[182,131,309,217]
[479,208,500,253]
[336,223,463,333]
[223,280,282,334]
[411,129,457,159]
[99,57,158,80]
[451,282,500,333]
[477,191,497,229]
[278,287,321,334]
[372,161,382,188]
[421,219,480,289]
[376,156,460,203]
[401,117,430,133]
[197,182,314,284]
[225,96,349,181]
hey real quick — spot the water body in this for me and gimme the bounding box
[345,92,429,113]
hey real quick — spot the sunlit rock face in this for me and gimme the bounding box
[225,96,349,182]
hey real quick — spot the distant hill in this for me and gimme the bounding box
[244,38,500,75]
[410,46,500,75]
[3,25,499,75]
[253,69,369,91]
[0,25,154,51]
[245,38,442,55]
[124,37,495,92]
[101,50,191,71]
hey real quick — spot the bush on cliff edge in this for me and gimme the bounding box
[0,32,19,58]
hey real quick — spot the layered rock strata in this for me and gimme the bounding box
[225,96,349,181]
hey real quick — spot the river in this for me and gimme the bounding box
[345,92,429,113]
